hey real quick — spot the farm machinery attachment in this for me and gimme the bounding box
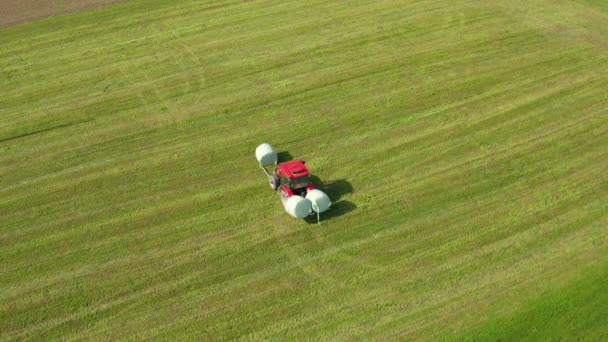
[255,143,331,223]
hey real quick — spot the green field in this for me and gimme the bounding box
[1,0,607,339]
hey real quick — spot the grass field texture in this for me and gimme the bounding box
[1,0,607,339]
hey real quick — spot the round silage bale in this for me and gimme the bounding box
[284,195,312,219]
[305,189,331,213]
[255,143,277,167]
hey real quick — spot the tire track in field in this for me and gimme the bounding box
[269,213,346,292]
[333,107,607,270]
[375,221,608,340]
[157,22,204,100]
[266,188,607,339]
[268,182,604,340]
[7,181,605,340]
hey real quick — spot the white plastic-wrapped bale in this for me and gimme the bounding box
[255,143,277,167]
[284,196,312,219]
[305,189,331,213]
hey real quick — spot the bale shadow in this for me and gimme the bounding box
[277,151,293,163]
[305,200,357,224]
[305,177,355,224]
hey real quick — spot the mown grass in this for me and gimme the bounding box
[456,258,608,341]
[1,0,607,339]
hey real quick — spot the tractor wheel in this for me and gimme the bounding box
[278,187,289,206]
[270,175,279,190]
[279,187,289,200]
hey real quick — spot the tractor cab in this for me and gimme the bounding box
[274,161,315,196]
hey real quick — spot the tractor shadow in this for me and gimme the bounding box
[306,177,356,224]
[310,176,353,201]
[277,151,293,163]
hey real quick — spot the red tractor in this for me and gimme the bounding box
[270,160,315,198]
[256,143,331,220]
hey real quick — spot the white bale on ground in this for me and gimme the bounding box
[255,143,278,167]
[284,195,312,219]
[305,189,331,213]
